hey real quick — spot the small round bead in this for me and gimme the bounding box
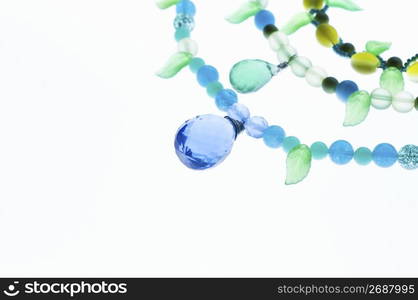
[372,143,398,168]
[305,66,327,87]
[398,145,418,170]
[206,81,223,98]
[316,24,339,48]
[392,91,415,113]
[283,136,301,153]
[174,28,190,41]
[268,31,289,51]
[339,43,356,56]
[178,38,198,56]
[255,10,275,31]
[336,80,359,102]
[277,45,297,64]
[329,140,354,165]
[189,57,205,73]
[227,103,250,123]
[386,57,403,70]
[174,14,195,32]
[314,11,329,24]
[245,116,269,138]
[371,88,392,109]
[263,24,279,38]
[322,77,339,93]
[303,0,324,9]
[197,65,219,87]
[215,89,238,112]
[311,142,328,160]
[263,125,286,148]
[354,147,372,166]
[176,0,196,16]
[289,56,312,77]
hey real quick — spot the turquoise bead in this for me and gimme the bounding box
[189,57,205,73]
[283,136,300,153]
[310,141,328,160]
[175,28,190,41]
[206,81,223,98]
[354,147,372,165]
[176,0,196,16]
[263,125,286,148]
[372,143,398,168]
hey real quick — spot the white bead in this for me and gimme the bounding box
[371,88,392,109]
[268,32,289,52]
[276,45,296,64]
[305,66,327,87]
[257,0,269,8]
[178,38,198,56]
[392,91,415,113]
[289,56,312,78]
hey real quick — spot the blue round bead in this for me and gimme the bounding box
[215,89,238,111]
[245,116,268,138]
[263,125,286,148]
[336,80,359,102]
[173,14,195,32]
[189,57,205,73]
[227,103,250,123]
[254,10,275,30]
[174,114,236,170]
[283,136,300,153]
[174,28,190,41]
[329,140,354,165]
[372,143,398,168]
[197,65,219,87]
[176,0,196,16]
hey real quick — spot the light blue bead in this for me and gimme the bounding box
[283,136,300,153]
[176,0,196,16]
[329,140,354,165]
[311,141,328,160]
[189,57,205,73]
[398,144,418,170]
[174,14,195,32]
[174,28,190,41]
[206,81,223,98]
[336,80,359,102]
[372,143,398,168]
[263,126,285,148]
[354,147,372,166]
[197,65,219,87]
[245,116,268,138]
[255,10,275,30]
[215,89,238,111]
[227,103,250,123]
[175,114,236,170]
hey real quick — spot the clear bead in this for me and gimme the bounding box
[174,14,195,32]
[177,38,198,56]
[371,88,392,109]
[277,45,297,64]
[392,91,415,113]
[289,56,312,78]
[398,145,418,170]
[305,66,327,87]
[227,103,250,123]
[245,116,268,138]
[268,31,289,51]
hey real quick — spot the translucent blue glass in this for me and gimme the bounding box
[398,144,418,170]
[174,14,195,32]
[263,125,285,148]
[329,140,354,165]
[245,116,268,138]
[254,10,275,30]
[227,103,250,123]
[176,0,196,16]
[215,89,238,111]
[372,143,398,168]
[197,65,219,87]
[174,28,190,41]
[336,80,359,102]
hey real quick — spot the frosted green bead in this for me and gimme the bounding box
[371,88,392,109]
[325,0,362,11]
[351,52,380,74]
[311,142,328,160]
[156,0,181,9]
[206,82,223,98]
[229,59,278,94]
[316,24,339,47]
[392,91,415,113]
[281,12,314,35]
[380,67,405,95]
[286,144,312,185]
[354,147,372,165]
[343,90,371,126]
[289,56,312,77]
[226,0,266,24]
[365,41,391,56]
[156,52,193,79]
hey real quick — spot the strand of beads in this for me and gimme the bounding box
[156,0,418,185]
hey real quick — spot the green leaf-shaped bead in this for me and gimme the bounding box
[226,0,265,24]
[380,67,405,95]
[365,41,392,56]
[343,90,371,127]
[285,144,312,185]
[156,52,193,79]
[156,0,181,9]
[325,0,362,11]
[281,12,314,35]
[230,59,278,94]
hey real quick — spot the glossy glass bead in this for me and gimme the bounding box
[206,81,223,98]
[255,10,275,30]
[354,147,372,165]
[227,103,250,123]
[339,43,355,56]
[176,0,196,16]
[329,140,354,165]
[406,61,418,83]
[336,80,359,102]
[392,91,415,113]
[322,77,339,93]
[178,38,198,56]
[398,145,418,170]
[175,28,190,41]
[372,143,398,168]
[197,65,219,87]
[380,67,404,95]
[277,45,297,64]
[263,125,286,148]
[371,88,392,109]
[283,136,301,153]
[289,56,312,77]
[310,141,328,160]
[174,14,195,32]
[303,0,324,9]
[316,24,339,48]
[305,66,327,87]
[245,116,268,138]
[314,11,329,24]
[189,57,205,73]
[215,89,238,111]
[386,57,403,70]
[351,52,380,74]
[263,24,278,38]
[268,31,289,51]
[174,114,236,170]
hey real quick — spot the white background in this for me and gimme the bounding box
[0,0,417,277]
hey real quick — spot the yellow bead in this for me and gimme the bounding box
[407,61,418,82]
[351,52,380,74]
[315,24,339,47]
[303,0,324,10]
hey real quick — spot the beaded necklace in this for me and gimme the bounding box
[156,0,418,185]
